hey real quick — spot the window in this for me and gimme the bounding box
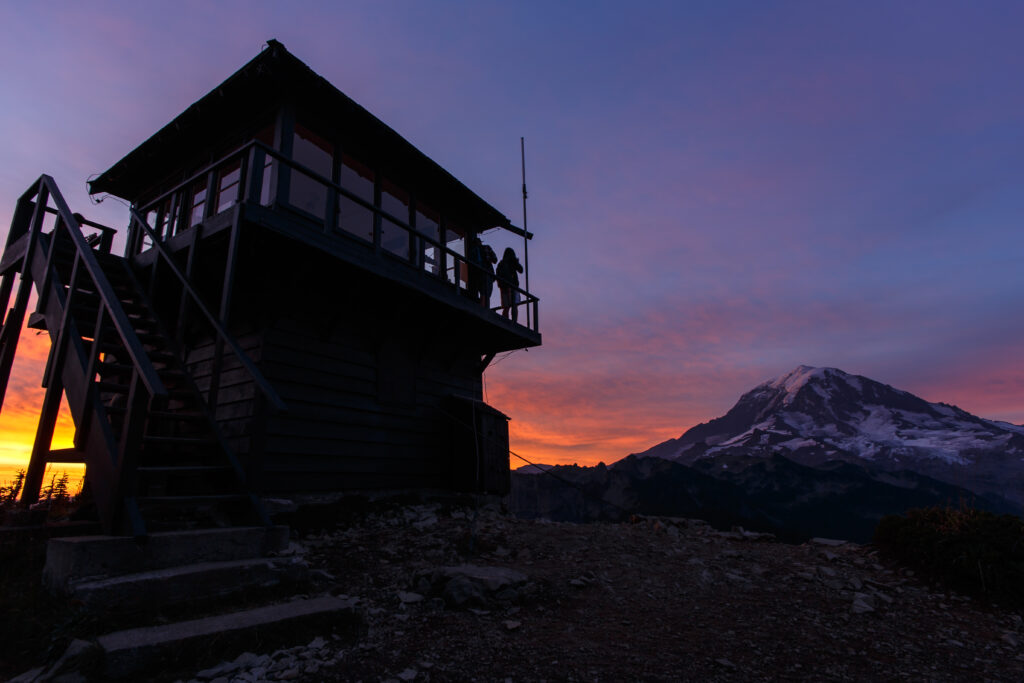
[415,203,440,275]
[155,196,177,239]
[255,124,275,206]
[289,124,332,217]
[189,179,207,227]
[446,222,466,286]
[337,155,374,241]
[215,159,241,213]
[380,178,410,259]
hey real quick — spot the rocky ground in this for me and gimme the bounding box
[167,501,1024,682]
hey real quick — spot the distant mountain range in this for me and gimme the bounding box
[510,366,1024,541]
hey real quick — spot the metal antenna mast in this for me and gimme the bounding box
[520,137,529,328]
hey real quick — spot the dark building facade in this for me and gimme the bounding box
[0,40,539,535]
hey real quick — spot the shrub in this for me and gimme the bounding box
[0,469,25,504]
[874,505,1024,607]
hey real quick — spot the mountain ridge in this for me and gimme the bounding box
[511,365,1024,541]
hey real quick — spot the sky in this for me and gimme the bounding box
[1,1,1023,476]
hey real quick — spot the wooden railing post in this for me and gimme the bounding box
[22,362,66,504]
[243,146,266,203]
[0,183,48,409]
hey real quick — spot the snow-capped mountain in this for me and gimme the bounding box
[634,365,1024,505]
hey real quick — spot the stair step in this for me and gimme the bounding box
[139,494,250,505]
[137,465,233,474]
[97,380,130,394]
[143,435,219,447]
[149,410,208,422]
[94,595,355,679]
[67,556,307,611]
[43,526,290,588]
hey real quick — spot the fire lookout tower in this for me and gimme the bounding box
[0,40,540,536]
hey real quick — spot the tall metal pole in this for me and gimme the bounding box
[520,137,529,328]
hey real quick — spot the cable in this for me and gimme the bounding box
[487,350,520,369]
[438,404,634,517]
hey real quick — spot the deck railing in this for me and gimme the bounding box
[130,140,539,333]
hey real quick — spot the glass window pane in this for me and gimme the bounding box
[416,204,440,275]
[381,179,410,260]
[337,155,374,241]
[216,159,241,213]
[446,222,465,287]
[190,180,207,227]
[289,124,332,217]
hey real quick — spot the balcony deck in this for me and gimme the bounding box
[128,141,540,355]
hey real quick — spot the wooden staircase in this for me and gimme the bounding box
[0,175,270,536]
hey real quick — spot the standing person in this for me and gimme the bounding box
[466,234,484,303]
[481,244,497,308]
[496,247,524,322]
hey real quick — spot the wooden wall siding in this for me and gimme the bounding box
[255,299,487,491]
[185,332,262,456]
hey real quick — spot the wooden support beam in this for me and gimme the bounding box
[22,368,65,505]
[46,448,85,463]
[0,185,48,410]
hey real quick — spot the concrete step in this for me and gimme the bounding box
[68,556,308,611]
[13,595,358,681]
[44,525,290,592]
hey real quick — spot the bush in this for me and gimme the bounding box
[874,505,1024,607]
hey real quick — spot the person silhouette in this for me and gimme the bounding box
[481,244,497,308]
[496,247,523,322]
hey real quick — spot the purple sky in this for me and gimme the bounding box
[2,1,1023,467]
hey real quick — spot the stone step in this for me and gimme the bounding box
[44,525,290,592]
[13,595,358,681]
[69,556,308,611]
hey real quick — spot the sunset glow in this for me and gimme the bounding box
[2,2,1023,473]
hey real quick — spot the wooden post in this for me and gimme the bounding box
[208,209,242,413]
[36,218,63,310]
[243,145,266,203]
[115,372,148,537]
[42,254,80,390]
[21,364,65,504]
[0,183,49,409]
[439,216,449,285]
[372,176,382,254]
[176,224,201,348]
[274,106,295,210]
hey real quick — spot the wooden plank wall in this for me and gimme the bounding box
[185,332,262,456]
[257,309,484,493]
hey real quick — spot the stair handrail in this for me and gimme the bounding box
[128,208,288,413]
[40,176,169,403]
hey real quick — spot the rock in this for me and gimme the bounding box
[53,674,89,683]
[399,591,424,604]
[418,565,529,608]
[397,668,418,681]
[851,593,875,614]
[443,575,487,607]
[504,620,522,630]
[811,537,848,547]
[37,639,101,681]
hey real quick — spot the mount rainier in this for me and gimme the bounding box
[511,366,1023,541]
[636,365,1024,506]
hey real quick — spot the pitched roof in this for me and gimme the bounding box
[89,40,514,230]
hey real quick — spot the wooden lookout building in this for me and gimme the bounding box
[0,40,540,536]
